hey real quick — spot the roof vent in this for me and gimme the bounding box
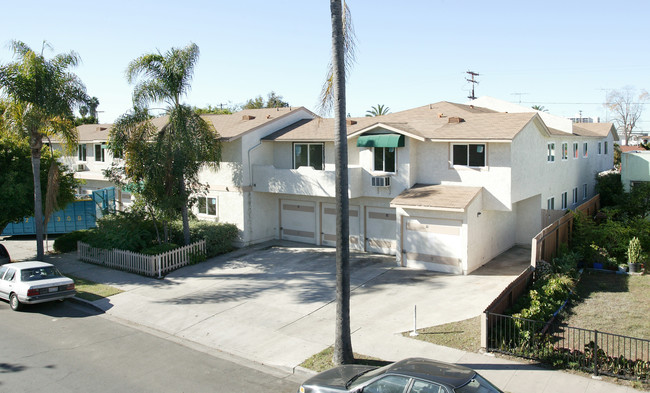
[438,113,446,118]
[346,119,357,125]
[242,115,256,120]
[266,114,271,119]
[97,127,108,131]
[448,117,464,124]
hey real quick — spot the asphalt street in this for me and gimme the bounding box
[0,299,302,393]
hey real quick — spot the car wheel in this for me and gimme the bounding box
[10,293,22,311]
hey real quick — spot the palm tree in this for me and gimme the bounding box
[0,41,88,260]
[531,104,548,112]
[125,43,221,245]
[365,104,390,117]
[320,0,356,365]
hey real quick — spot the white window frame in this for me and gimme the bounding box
[547,197,555,210]
[94,143,105,162]
[573,142,579,159]
[561,142,568,160]
[78,144,87,161]
[572,187,578,205]
[561,191,568,210]
[583,142,588,158]
[582,183,588,200]
[604,141,609,155]
[373,146,397,173]
[197,196,218,217]
[451,143,486,168]
[547,143,555,162]
[293,143,324,170]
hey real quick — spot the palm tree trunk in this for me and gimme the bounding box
[30,132,44,260]
[331,0,353,366]
[180,178,191,245]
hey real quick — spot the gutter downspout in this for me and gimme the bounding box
[246,140,263,245]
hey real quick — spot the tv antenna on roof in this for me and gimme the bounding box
[511,92,528,104]
[466,71,479,100]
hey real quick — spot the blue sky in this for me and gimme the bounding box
[2,0,649,129]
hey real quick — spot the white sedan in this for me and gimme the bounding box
[0,261,75,311]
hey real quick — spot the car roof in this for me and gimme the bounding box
[2,261,54,270]
[385,358,476,388]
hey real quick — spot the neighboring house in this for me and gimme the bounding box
[621,150,650,192]
[54,98,617,275]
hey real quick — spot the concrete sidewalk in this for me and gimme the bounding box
[3,238,644,393]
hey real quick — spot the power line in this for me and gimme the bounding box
[520,101,649,105]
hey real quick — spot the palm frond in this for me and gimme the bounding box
[43,159,60,227]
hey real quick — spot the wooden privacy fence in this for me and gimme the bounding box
[77,240,206,278]
[481,194,601,349]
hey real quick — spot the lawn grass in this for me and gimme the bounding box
[67,274,123,301]
[403,316,482,353]
[300,346,390,372]
[563,271,650,339]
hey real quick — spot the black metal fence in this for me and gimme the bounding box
[486,312,650,382]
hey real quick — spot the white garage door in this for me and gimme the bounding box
[280,200,316,244]
[402,217,463,274]
[321,204,361,250]
[365,207,397,254]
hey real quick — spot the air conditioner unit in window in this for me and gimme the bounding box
[76,164,86,172]
[371,176,390,187]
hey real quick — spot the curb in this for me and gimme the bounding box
[68,295,106,313]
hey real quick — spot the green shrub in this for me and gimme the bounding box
[85,212,157,252]
[552,244,581,275]
[511,274,575,323]
[170,220,239,257]
[53,230,94,253]
[141,243,178,255]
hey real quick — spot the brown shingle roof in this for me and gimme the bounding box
[262,101,537,142]
[573,123,618,140]
[76,124,113,142]
[390,184,482,211]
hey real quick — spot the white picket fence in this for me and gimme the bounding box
[77,240,206,278]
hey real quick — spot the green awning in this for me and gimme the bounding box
[356,134,405,148]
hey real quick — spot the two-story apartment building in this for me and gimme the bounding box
[59,98,617,275]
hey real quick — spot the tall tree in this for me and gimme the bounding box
[242,91,289,109]
[365,104,390,117]
[121,43,221,245]
[531,104,548,112]
[0,41,88,260]
[320,0,356,366]
[605,87,648,145]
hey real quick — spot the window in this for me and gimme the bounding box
[598,142,602,155]
[293,143,323,170]
[573,187,578,204]
[197,197,217,216]
[411,379,445,393]
[547,197,555,210]
[547,143,555,162]
[573,142,579,159]
[94,143,105,162]
[452,144,486,167]
[561,142,568,160]
[78,144,87,161]
[604,141,609,155]
[374,147,396,172]
[561,191,568,210]
[582,183,588,200]
[583,142,588,158]
[362,375,410,393]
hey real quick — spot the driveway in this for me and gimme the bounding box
[45,242,526,370]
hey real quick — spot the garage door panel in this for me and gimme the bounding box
[365,207,397,255]
[281,200,316,244]
[321,204,361,250]
[403,217,462,273]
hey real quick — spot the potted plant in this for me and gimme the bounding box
[627,237,642,273]
[618,263,628,273]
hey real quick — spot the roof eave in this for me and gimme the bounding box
[347,123,426,141]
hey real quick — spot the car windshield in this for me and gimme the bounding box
[21,267,64,281]
[455,374,503,393]
[347,364,392,389]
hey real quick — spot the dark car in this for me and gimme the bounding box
[298,358,503,393]
[0,244,9,265]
